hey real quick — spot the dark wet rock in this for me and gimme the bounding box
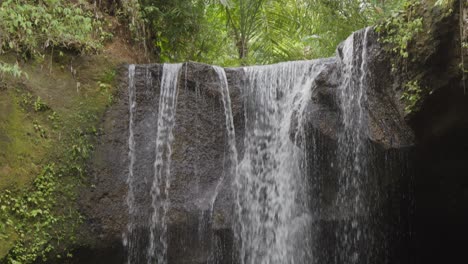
[402,1,468,263]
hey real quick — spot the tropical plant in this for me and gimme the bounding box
[0,0,106,57]
[0,0,109,77]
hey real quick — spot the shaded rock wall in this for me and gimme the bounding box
[406,2,468,263]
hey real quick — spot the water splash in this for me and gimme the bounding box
[235,61,325,264]
[148,63,182,264]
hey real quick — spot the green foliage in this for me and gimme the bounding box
[215,0,410,63]
[33,97,49,112]
[220,0,266,62]
[0,130,93,263]
[19,94,50,113]
[33,120,47,138]
[434,0,453,7]
[121,0,408,65]
[120,0,146,44]
[184,4,238,66]
[0,0,110,78]
[68,132,94,178]
[151,0,208,62]
[400,80,423,113]
[0,87,103,263]
[0,163,82,263]
[101,69,117,84]
[47,112,60,130]
[0,62,24,78]
[375,1,423,59]
[0,0,107,57]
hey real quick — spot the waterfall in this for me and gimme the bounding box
[335,27,372,264]
[234,61,325,264]
[124,63,183,264]
[123,27,411,264]
[125,64,137,263]
[148,63,182,264]
[203,66,240,262]
[212,66,238,213]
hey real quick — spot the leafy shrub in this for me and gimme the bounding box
[400,80,423,114]
[0,165,64,263]
[0,62,24,77]
[0,129,94,263]
[0,0,107,57]
[33,97,49,112]
[375,1,423,59]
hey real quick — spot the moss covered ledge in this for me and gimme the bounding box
[0,49,127,263]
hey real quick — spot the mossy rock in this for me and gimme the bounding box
[0,49,124,262]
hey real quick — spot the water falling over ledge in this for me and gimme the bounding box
[148,63,182,264]
[234,60,325,264]
[123,28,414,264]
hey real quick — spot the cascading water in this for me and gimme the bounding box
[212,66,238,214]
[335,27,373,264]
[234,61,325,264]
[123,27,412,264]
[200,66,240,263]
[148,63,182,264]
[125,64,138,263]
[124,63,182,264]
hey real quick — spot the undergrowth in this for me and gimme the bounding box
[375,0,460,114]
[0,115,95,263]
[0,54,116,263]
[375,1,423,63]
[400,80,423,114]
[0,0,112,76]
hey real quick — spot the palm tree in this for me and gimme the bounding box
[221,0,266,63]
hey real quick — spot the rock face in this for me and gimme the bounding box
[305,29,414,149]
[77,29,413,264]
[76,5,467,263]
[78,63,246,264]
[405,2,468,263]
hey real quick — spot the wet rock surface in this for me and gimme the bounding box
[78,44,412,264]
[76,12,466,262]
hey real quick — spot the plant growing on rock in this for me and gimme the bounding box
[0,0,109,76]
[375,0,423,59]
[400,80,423,114]
[0,62,24,78]
[0,164,68,263]
[33,97,49,112]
